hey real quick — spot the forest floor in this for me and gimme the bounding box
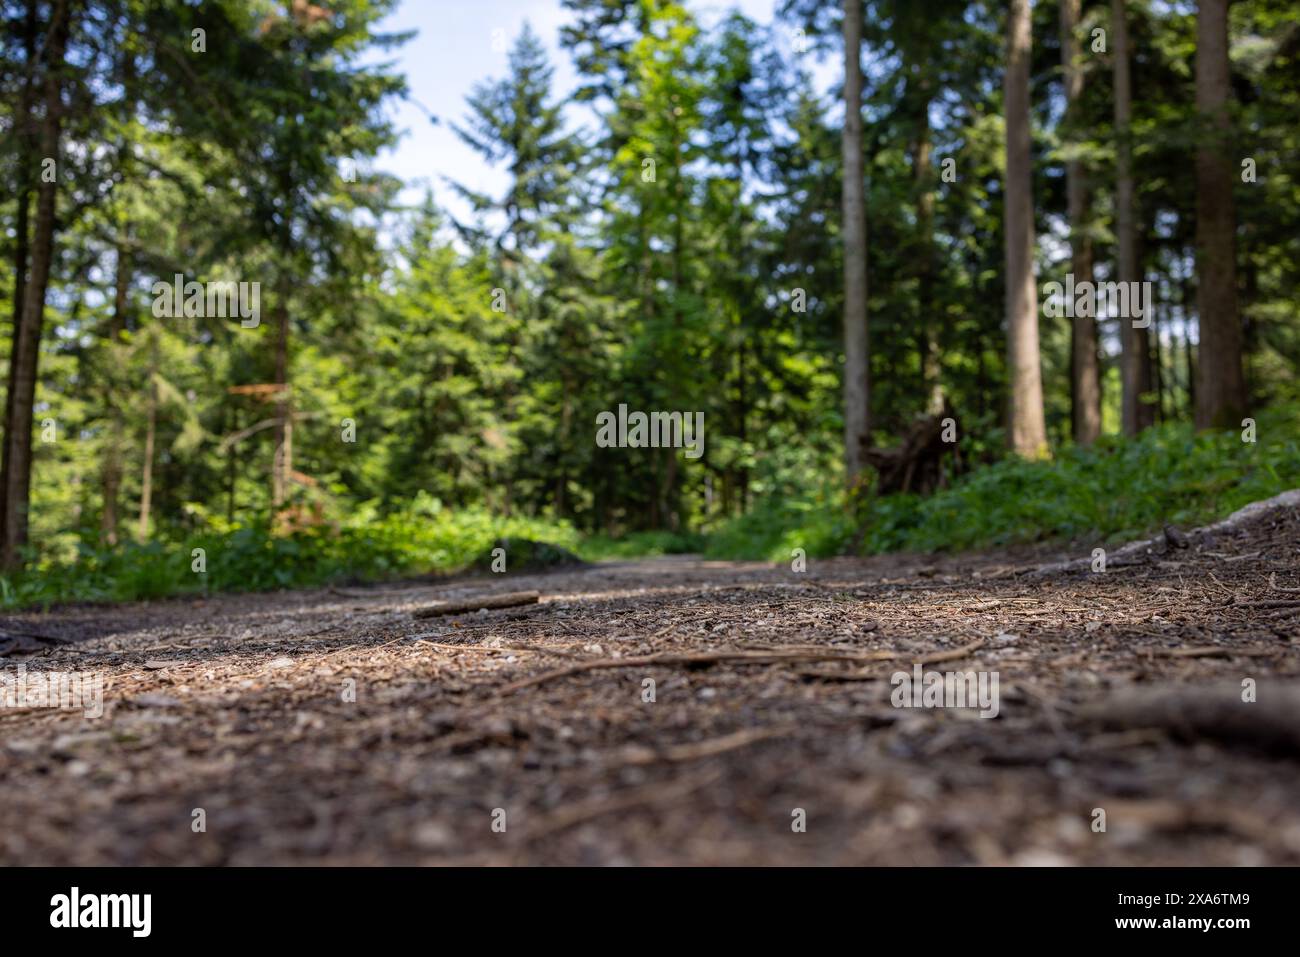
[2,494,1299,866]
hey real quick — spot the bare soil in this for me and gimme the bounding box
[2,501,1299,866]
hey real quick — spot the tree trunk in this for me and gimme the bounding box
[0,0,71,571]
[732,149,751,512]
[1159,283,1170,418]
[1193,0,1246,429]
[225,404,237,523]
[1003,0,1048,459]
[101,242,131,546]
[102,45,137,547]
[1061,0,1102,445]
[10,0,39,334]
[912,79,944,416]
[736,330,750,510]
[1182,267,1197,416]
[138,331,158,541]
[841,0,870,484]
[271,284,292,508]
[1113,0,1154,435]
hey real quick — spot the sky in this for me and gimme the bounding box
[366,0,821,223]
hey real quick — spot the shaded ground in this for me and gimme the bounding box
[2,498,1299,865]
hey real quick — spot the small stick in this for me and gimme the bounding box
[415,641,542,655]
[1144,646,1276,659]
[412,590,540,619]
[499,639,985,695]
[617,725,799,767]
[914,640,987,664]
[797,640,987,680]
[328,586,373,598]
[1269,573,1300,594]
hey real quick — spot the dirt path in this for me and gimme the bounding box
[3,501,1299,865]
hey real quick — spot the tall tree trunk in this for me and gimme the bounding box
[841,0,870,484]
[912,78,944,416]
[1061,0,1102,445]
[1152,289,1165,422]
[225,404,237,522]
[101,242,130,545]
[732,149,751,512]
[1182,267,1197,416]
[1193,0,1246,428]
[1003,0,1048,459]
[736,330,750,510]
[10,0,39,333]
[102,46,136,547]
[138,330,158,541]
[1113,0,1154,435]
[0,0,71,571]
[271,282,292,508]
[556,370,572,516]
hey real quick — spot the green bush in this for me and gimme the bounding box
[578,529,706,560]
[0,496,580,610]
[4,408,1295,609]
[704,404,1300,561]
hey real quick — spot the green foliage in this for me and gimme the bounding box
[578,529,706,560]
[703,404,1300,561]
[704,486,855,561]
[0,497,579,610]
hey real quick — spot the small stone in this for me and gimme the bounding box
[413,821,453,850]
[134,693,182,708]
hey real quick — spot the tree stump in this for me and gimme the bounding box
[863,406,961,496]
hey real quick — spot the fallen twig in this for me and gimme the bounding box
[1145,646,1277,659]
[412,590,540,619]
[499,639,986,695]
[617,726,799,767]
[796,640,987,680]
[1269,573,1300,594]
[0,628,72,657]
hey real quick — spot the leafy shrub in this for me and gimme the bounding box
[579,529,706,560]
[705,404,1300,560]
[1,498,579,610]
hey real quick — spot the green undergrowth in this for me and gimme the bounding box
[4,408,1296,609]
[704,405,1300,561]
[0,496,579,610]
